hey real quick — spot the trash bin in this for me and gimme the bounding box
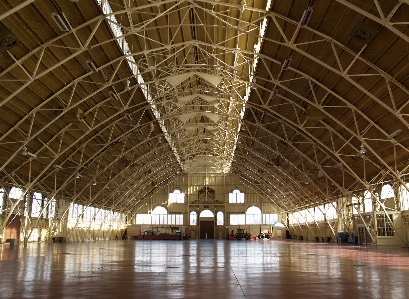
[353,236,358,245]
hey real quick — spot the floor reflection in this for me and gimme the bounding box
[0,240,408,299]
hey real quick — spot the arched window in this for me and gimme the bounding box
[229,189,244,203]
[381,184,394,199]
[351,196,361,215]
[152,206,167,224]
[246,206,262,224]
[48,198,56,218]
[169,189,185,203]
[190,211,197,225]
[199,210,214,217]
[216,211,224,225]
[9,187,23,199]
[31,192,42,217]
[363,190,373,213]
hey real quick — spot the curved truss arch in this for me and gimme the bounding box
[1,0,409,223]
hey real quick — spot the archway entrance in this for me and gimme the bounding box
[199,210,214,239]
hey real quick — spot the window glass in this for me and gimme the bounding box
[48,198,56,218]
[376,213,394,236]
[246,206,262,224]
[31,192,42,217]
[363,191,373,213]
[229,189,244,203]
[199,210,214,217]
[400,183,409,211]
[263,214,278,224]
[190,211,197,225]
[216,211,224,225]
[230,214,245,225]
[0,188,4,214]
[169,189,185,203]
[381,184,394,200]
[9,187,23,199]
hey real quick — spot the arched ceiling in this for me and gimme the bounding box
[0,0,409,213]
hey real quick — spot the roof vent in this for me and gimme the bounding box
[350,22,378,44]
[0,29,20,52]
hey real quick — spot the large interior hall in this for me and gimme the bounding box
[1,0,409,298]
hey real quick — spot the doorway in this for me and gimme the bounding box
[358,225,372,245]
[4,215,21,241]
[200,221,214,239]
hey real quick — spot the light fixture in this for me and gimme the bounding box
[150,122,154,132]
[86,60,98,73]
[70,0,80,2]
[75,172,81,179]
[51,12,69,32]
[53,165,63,169]
[92,179,97,186]
[356,143,366,157]
[125,113,132,120]
[387,129,402,140]
[21,145,37,158]
[125,79,131,91]
[318,169,324,178]
[282,57,292,70]
[109,90,118,101]
[334,162,343,169]
[300,6,313,27]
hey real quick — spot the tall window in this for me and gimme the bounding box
[48,198,56,218]
[0,188,3,214]
[216,211,224,225]
[246,206,262,224]
[9,187,23,199]
[169,189,185,203]
[69,203,82,220]
[263,213,278,224]
[363,191,373,213]
[400,183,409,211]
[351,196,361,215]
[381,184,394,199]
[190,211,197,225]
[229,189,244,203]
[31,193,42,217]
[376,213,394,236]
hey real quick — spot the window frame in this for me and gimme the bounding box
[229,189,244,203]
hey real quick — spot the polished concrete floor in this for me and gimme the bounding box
[1,240,409,299]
